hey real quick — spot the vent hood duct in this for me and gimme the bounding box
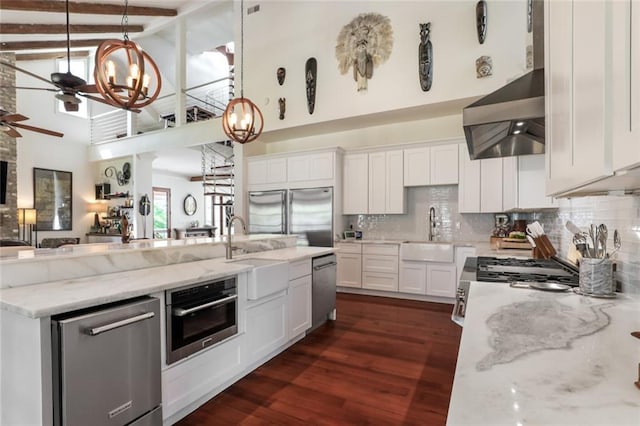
[463,0,545,160]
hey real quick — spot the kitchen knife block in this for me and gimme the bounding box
[532,235,557,259]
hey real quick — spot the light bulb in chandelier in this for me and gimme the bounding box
[222,97,264,144]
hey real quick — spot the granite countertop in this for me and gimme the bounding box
[335,239,533,258]
[0,246,334,319]
[447,283,640,425]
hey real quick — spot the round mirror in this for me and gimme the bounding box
[183,194,197,216]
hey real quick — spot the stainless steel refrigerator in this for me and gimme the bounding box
[248,187,333,247]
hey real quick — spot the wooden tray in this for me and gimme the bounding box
[490,237,532,250]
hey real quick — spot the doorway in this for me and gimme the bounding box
[153,187,171,239]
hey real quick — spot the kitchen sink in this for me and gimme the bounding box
[227,258,288,300]
[400,241,454,262]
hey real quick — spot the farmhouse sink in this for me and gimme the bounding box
[227,258,288,300]
[400,241,454,262]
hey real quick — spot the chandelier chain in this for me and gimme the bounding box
[121,0,130,41]
[65,0,71,72]
[240,0,244,98]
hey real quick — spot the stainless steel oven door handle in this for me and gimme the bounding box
[88,312,155,336]
[172,294,237,317]
[313,262,337,271]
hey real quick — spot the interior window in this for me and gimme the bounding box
[56,57,89,118]
[153,187,171,239]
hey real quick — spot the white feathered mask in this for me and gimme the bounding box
[335,13,394,92]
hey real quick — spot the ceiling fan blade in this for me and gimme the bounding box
[12,122,63,138]
[0,60,56,87]
[5,127,22,138]
[0,85,59,92]
[78,84,99,93]
[79,93,141,113]
[2,114,29,122]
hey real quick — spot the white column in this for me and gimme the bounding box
[175,17,187,127]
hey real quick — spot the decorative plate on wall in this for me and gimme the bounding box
[183,194,197,216]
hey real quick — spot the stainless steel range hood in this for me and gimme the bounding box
[463,0,545,160]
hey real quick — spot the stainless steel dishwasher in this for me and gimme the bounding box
[312,254,337,329]
[51,297,162,426]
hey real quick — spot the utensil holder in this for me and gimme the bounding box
[579,258,614,295]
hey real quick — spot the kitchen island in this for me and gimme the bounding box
[447,283,640,425]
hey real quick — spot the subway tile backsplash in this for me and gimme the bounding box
[345,186,639,293]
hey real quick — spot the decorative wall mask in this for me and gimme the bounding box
[335,13,393,92]
[277,67,286,85]
[476,0,488,44]
[278,97,286,119]
[305,58,317,114]
[476,55,493,78]
[418,23,433,92]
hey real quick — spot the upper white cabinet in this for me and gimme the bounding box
[611,0,640,172]
[458,144,481,213]
[247,158,287,187]
[343,154,369,214]
[403,144,458,187]
[479,157,505,213]
[502,155,556,211]
[344,150,405,215]
[545,0,640,196]
[287,152,334,184]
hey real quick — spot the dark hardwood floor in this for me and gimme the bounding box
[176,293,462,425]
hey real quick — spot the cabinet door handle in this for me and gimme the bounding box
[88,312,155,336]
[172,295,237,317]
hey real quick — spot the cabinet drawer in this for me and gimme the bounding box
[362,244,399,256]
[362,254,398,274]
[289,258,311,280]
[336,243,362,254]
[362,271,398,292]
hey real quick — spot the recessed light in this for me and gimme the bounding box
[516,121,525,126]
[513,130,521,134]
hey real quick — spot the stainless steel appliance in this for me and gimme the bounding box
[311,254,337,329]
[248,187,334,247]
[452,256,579,326]
[166,276,238,364]
[463,0,545,160]
[51,297,162,426]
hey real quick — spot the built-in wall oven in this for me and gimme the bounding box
[166,276,238,364]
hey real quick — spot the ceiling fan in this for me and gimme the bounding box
[0,0,113,112]
[0,110,63,138]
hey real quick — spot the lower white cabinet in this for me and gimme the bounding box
[362,271,398,292]
[337,243,362,288]
[426,264,457,298]
[245,292,288,366]
[288,275,312,339]
[399,261,427,294]
[362,244,399,292]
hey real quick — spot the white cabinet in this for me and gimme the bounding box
[245,292,288,366]
[455,246,476,284]
[545,0,612,195]
[458,143,481,213]
[479,157,504,213]
[288,275,311,339]
[336,243,362,288]
[459,146,506,213]
[515,156,556,209]
[403,144,458,187]
[343,154,369,214]
[247,158,287,186]
[399,261,427,294]
[611,0,640,172]
[287,152,334,184]
[344,150,405,215]
[362,244,399,292]
[426,263,457,298]
[368,150,405,214]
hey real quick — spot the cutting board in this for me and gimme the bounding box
[490,237,533,250]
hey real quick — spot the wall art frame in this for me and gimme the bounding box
[33,167,72,231]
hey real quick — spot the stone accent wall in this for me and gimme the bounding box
[0,52,18,240]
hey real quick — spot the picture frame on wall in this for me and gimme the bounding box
[34,167,72,231]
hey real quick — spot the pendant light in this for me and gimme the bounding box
[93,0,161,111]
[222,0,263,144]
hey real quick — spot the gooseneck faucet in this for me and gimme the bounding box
[429,207,437,241]
[226,215,246,259]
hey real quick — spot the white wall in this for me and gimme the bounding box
[243,0,528,133]
[152,172,206,231]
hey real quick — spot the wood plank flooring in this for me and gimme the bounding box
[176,293,462,425]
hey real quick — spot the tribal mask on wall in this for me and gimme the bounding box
[335,13,393,92]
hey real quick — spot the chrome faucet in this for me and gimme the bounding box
[226,215,246,259]
[429,207,437,241]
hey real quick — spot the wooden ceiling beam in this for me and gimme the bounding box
[0,23,143,34]
[0,1,177,17]
[0,39,108,51]
[16,50,89,61]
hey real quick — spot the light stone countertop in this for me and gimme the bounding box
[0,246,334,319]
[447,283,640,425]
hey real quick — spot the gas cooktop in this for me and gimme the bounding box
[475,256,579,285]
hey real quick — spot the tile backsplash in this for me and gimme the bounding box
[345,186,639,293]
